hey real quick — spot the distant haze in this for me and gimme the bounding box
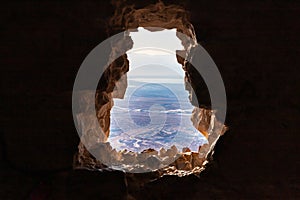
[127,27,185,81]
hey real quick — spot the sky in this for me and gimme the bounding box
[126,27,185,82]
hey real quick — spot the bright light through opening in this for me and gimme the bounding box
[109,28,208,153]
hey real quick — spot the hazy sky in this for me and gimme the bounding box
[127,27,185,83]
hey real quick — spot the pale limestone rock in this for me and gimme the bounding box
[78,120,106,148]
[145,155,162,170]
[182,147,191,153]
[165,145,178,158]
[171,145,178,152]
[112,73,127,99]
[182,152,192,163]
[199,144,209,158]
[122,151,137,164]
[175,156,187,170]
[191,152,204,168]
[89,142,113,164]
[136,152,148,163]
[110,149,122,164]
[159,147,167,157]
[161,156,176,166]
[128,165,150,173]
[141,148,158,156]
[136,148,159,164]
[183,161,193,171]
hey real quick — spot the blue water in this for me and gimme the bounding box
[108,81,208,152]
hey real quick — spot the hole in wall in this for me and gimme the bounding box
[107,28,209,172]
[74,1,227,177]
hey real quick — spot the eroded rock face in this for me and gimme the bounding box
[109,1,197,49]
[74,0,227,177]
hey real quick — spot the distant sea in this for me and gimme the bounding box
[108,80,208,152]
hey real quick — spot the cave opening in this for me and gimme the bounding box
[109,27,208,155]
[74,1,227,177]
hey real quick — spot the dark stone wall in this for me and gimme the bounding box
[1,0,299,199]
[190,0,300,186]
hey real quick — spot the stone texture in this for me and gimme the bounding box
[1,0,300,199]
[74,0,227,177]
